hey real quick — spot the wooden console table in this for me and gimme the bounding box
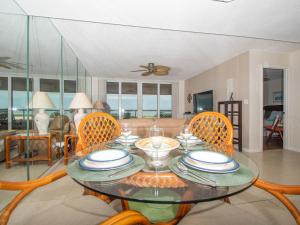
[5,133,52,168]
[63,134,77,165]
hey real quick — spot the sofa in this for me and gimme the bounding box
[119,118,187,138]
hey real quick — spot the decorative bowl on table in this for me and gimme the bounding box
[79,149,133,171]
[180,150,240,173]
[135,137,180,159]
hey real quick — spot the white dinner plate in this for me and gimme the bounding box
[79,155,133,171]
[176,136,203,145]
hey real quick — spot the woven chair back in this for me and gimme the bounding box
[189,112,233,153]
[77,112,121,155]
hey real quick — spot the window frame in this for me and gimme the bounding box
[106,80,173,119]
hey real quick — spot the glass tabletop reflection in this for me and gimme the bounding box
[72,145,259,204]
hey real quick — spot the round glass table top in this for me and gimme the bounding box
[71,146,259,204]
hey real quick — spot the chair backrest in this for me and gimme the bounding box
[77,112,121,154]
[189,112,233,151]
[271,114,281,129]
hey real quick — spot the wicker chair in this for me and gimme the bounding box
[188,111,234,155]
[76,112,121,156]
[188,112,300,225]
[76,112,121,203]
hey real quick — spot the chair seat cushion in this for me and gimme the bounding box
[8,176,117,225]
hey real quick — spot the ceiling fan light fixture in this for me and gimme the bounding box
[131,63,170,76]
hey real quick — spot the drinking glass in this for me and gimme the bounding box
[149,126,164,168]
[180,125,192,152]
[121,123,132,150]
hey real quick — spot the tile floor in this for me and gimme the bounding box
[1,149,300,225]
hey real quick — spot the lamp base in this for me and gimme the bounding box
[74,109,86,132]
[34,109,49,135]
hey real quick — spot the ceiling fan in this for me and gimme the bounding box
[0,57,25,70]
[131,63,170,76]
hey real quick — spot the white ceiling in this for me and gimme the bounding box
[0,0,300,80]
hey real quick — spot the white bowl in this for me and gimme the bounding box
[186,150,233,164]
[181,156,240,173]
[135,137,180,159]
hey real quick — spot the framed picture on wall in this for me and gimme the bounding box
[273,91,283,104]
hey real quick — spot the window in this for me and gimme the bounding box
[159,84,172,118]
[106,81,173,119]
[40,79,77,116]
[12,77,33,129]
[142,83,158,118]
[0,77,8,130]
[64,80,76,111]
[106,82,119,118]
[121,83,137,119]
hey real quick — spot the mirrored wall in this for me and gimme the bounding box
[0,9,92,209]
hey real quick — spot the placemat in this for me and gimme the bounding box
[67,155,145,182]
[168,156,254,187]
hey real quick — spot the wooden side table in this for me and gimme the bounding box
[5,133,52,168]
[63,134,77,165]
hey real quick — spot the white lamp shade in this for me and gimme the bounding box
[29,92,55,109]
[93,100,104,110]
[69,92,93,109]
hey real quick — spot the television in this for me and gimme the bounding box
[193,90,213,113]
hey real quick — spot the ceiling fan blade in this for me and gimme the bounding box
[142,71,152,76]
[140,65,149,69]
[131,69,148,72]
[5,62,25,70]
[0,64,11,69]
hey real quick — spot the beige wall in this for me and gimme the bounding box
[185,52,250,149]
[287,50,300,151]
[185,49,300,152]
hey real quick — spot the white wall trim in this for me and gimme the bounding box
[242,147,262,153]
[285,147,300,153]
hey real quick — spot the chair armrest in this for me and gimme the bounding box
[0,169,67,225]
[99,210,150,225]
[255,179,300,225]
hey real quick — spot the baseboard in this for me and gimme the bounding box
[242,147,263,153]
[284,146,300,152]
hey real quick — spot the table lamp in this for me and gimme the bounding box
[29,92,55,135]
[69,92,93,131]
[93,100,104,112]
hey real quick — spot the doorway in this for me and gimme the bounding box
[263,68,284,150]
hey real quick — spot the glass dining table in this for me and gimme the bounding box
[68,141,259,224]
